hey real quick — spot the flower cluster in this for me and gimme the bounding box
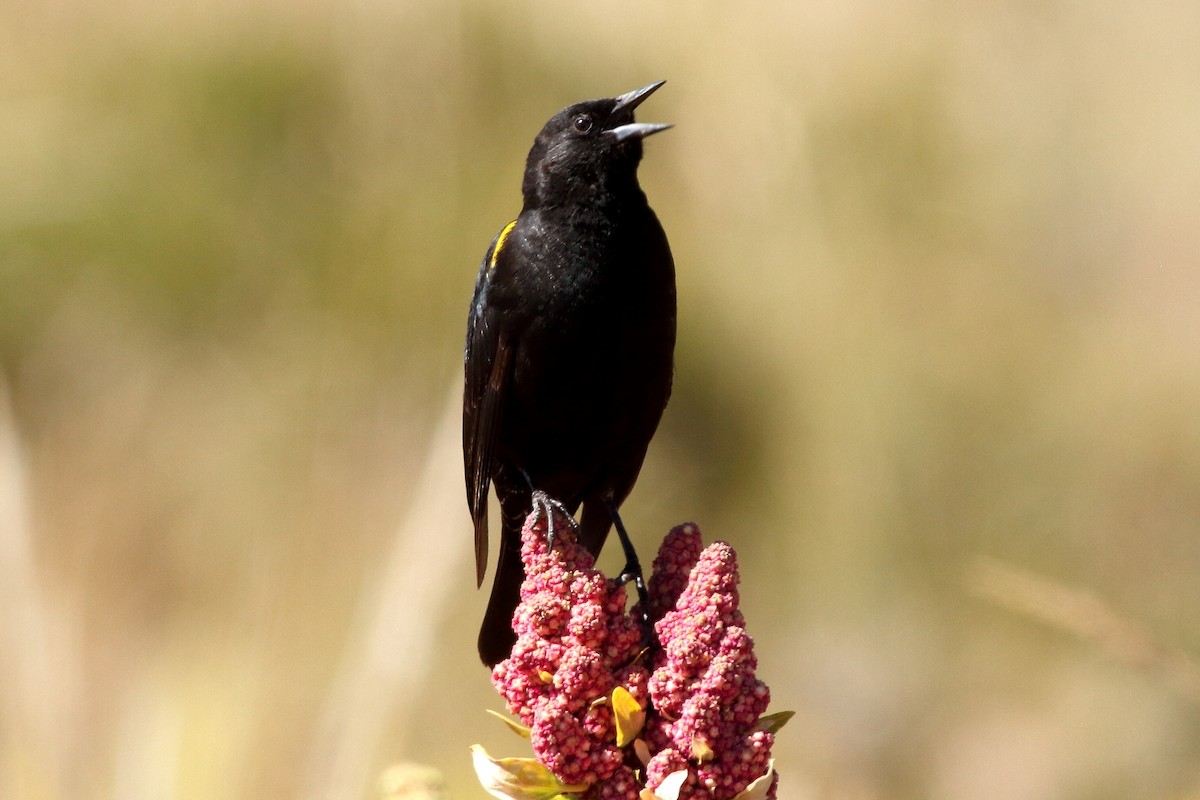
[644,528,776,799]
[481,510,781,800]
[490,505,649,790]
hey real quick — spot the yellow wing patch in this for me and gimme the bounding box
[489,220,518,270]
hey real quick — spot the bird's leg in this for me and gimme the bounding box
[603,495,655,648]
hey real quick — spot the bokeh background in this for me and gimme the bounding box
[3,1,1199,798]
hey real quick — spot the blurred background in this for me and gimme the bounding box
[3,0,1199,798]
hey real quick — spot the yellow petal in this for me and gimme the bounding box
[690,737,714,763]
[486,709,532,739]
[611,686,646,747]
[632,738,652,767]
[731,760,776,800]
[469,745,587,800]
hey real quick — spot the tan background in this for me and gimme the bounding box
[2,1,1199,798]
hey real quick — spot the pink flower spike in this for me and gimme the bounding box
[648,523,704,619]
[483,513,783,799]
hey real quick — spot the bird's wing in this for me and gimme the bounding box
[463,222,517,586]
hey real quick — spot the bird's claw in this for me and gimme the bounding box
[530,489,579,550]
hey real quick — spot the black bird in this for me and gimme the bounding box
[463,81,677,667]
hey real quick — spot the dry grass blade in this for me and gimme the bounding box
[0,378,70,798]
[300,381,465,800]
[968,557,1200,707]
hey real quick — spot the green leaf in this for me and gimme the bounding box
[755,710,795,734]
[470,745,587,800]
[487,709,532,739]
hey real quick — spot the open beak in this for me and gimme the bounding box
[606,80,672,142]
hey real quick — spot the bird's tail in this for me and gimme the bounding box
[477,513,523,667]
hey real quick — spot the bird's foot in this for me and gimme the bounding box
[530,489,579,551]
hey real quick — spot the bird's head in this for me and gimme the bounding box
[521,81,671,209]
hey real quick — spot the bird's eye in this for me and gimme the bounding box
[572,115,593,134]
